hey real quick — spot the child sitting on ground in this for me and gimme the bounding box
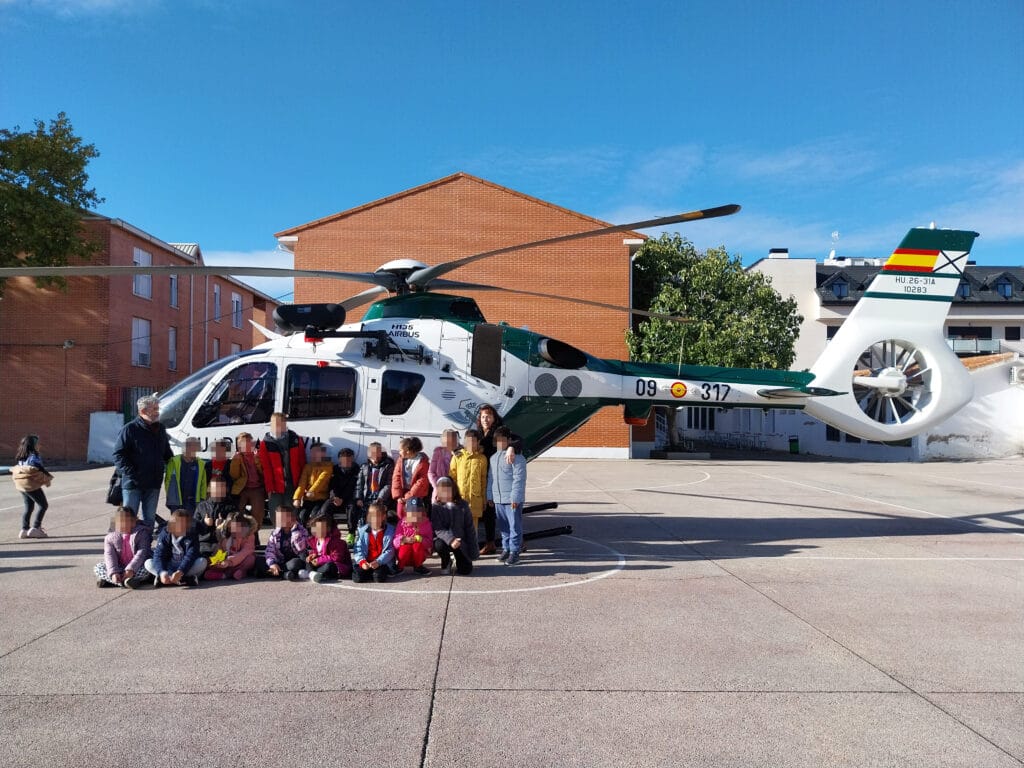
[145,509,207,587]
[257,505,309,581]
[204,511,257,581]
[393,497,434,575]
[294,443,334,525]
[193,477,238,557]
[95,506,152,589]
[300,512,352,583]
[430,477,478,576]
[351,501,396,583]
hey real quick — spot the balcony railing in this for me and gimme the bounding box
[947,339,1002,354]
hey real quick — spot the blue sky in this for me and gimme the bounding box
[2,0,1022,300]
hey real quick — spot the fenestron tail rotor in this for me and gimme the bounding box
[851,339,933,426]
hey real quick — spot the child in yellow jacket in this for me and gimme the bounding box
[294,443,333,525]
[449,429,489,528]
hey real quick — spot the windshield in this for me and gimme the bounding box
[158,349,266,429]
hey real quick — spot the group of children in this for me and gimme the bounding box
[94,407,527,588]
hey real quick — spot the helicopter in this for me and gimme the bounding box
[0,205,980,462]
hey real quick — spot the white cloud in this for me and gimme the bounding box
[716,137,879,185]
[625,144,705,200]
[202,248,294,301]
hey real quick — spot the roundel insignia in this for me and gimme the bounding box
[671,381,687,398]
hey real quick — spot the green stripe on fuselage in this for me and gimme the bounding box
[862,291,953,302]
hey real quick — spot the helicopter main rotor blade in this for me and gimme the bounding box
[339,285,390,312]
[430,280,693,324]
[0,264,400,290]
[406,203,741,289]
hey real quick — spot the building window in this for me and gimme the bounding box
[230,342,242,355]
[826,425,840,442]
[957,281,971,299]
[132,248,152,299]
[168,326,177,371]
[169,274,179,308]
[131,317,151,367]
[231,292,243,328]
[826,325,840,340]
[213,284,221,323]
[285,365,357,420]
[830,278,848,299]
[995,278,1013,299]
[1006,326,1022,342]
[212,338,220,360]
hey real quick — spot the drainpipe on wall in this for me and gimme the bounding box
[204,275,209,365]
[188,275,194,373]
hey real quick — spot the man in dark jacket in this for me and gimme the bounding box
[113,395,173,526]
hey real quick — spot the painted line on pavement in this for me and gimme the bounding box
[323,535,625,596]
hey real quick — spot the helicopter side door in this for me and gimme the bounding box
[282,363,359,454]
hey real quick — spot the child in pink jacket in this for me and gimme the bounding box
[204,512,256,581]
[393,497,434,574]
[300,512,352,583]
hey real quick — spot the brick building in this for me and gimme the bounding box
[275,172,646,456]
[0,214,278,461]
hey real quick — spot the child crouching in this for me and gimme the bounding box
[352,501,396,583]
[430,477,478,575]
[95,506,152,589]
[299,512,352,583]
[393,497,433,575]
[205,511,257,581]
[145,509,207,587]
[256,505,309,581]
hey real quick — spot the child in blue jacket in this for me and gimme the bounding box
[144,509,207,587]
[351,501,396,583]
[487,426,526,565]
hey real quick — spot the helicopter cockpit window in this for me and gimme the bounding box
[159,349,266,429]
[191,361,278,429]
[285,365,356,420]
[380,370,426,416]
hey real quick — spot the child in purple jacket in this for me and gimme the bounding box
[299,512,352,583]
[95,506,152,589]
[256,505,309,581]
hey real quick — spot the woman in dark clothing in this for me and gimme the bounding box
[471,405,523,554]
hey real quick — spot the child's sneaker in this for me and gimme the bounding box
[497,549,510,562]
[124,574,145,590]
[298,569,310,580]
[186,575,201,587]
[97,578,111,588]
[18,529,29,539]
[414,565,430,575]
[505,552,520,566]
[26,527,48,538]
[285,571,299,582]
[310,571,324,583]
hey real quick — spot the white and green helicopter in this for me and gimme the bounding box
[1,205,980,460]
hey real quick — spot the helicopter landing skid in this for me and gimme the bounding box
[519,502,570,542]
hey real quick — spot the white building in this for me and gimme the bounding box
[678,251,1024,460]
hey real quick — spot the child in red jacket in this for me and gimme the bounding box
[300,512,352,583]
[393,497,434,575]
[392,436,429,519]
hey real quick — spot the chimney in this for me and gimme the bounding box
[768,248,789,259]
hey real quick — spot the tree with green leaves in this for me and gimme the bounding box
[627,233,803,446]
[0,112,103,294]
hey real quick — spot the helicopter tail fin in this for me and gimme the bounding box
[803,227,980,442]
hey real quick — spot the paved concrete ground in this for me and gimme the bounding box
[1,456,1022,767]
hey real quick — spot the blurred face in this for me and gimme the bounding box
[271,417,287,438]
[368,445,382,463]
[496,435,509,451]
[238,436,252,452]
[367,508,385,530]
[311,447,326,463]
[435,484,453,504]
[443,432,458,450]
[479,409,496,430]
[401,444,416,459]
[312,520,328,539]
[213,443,227,459]
[339,454,354,468]
[464,435,479,453]
[275,508,294,530]
[209,480,227,501]
[168,515,188,536]
[407,508,421,524]
[139,403,160,423]
[184,441,199,459]
[114,511,135,534]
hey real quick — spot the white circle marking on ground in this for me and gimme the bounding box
[322,535,626,596]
